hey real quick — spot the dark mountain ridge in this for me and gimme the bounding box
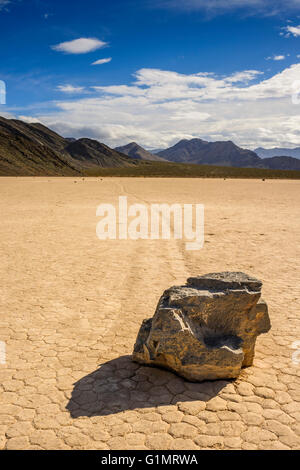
[158,138,263,168]
[262,156,300,170]
[0,117,79,176]
[157,138,300,170]
[0,117,138,176]
[66,138,136,167]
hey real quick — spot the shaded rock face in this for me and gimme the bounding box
[132,272,271,382]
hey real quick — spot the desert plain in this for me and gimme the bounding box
[0,176,299,450]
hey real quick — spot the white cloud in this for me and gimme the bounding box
[267,55,286,61]
[51,38,108,54]
[28,64,300,149]
[57,85,86,94]
[223,70,263,82]
[0,111,14,119]
[18,115,42,124]
[92,58,112,65]
[284,25,300,37]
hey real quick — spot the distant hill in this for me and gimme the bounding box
[255,146,300,159]
[158,138,262,168]
[0,117,138,176]
[115,142,166,161]
[262,156,300,170]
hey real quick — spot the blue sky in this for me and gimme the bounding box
[1,0,300,149]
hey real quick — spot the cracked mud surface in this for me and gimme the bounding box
[0,177,299,450]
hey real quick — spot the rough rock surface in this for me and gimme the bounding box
[133,272,271,382]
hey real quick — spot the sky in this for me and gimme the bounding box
[1,0,300,149]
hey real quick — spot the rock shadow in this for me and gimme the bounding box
[66,355,231,418]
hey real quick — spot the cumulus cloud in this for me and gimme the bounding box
[57,85,86,94]
[32,64,300,149]
[267,55,286,61]
[51,38,107,54]
[284,25,300,37]
[92,58,112,65]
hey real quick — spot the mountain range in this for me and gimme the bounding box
[0,116,300,175]
[156,139,300,170]
[255,146,300,159]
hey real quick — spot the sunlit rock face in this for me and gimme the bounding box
[133,272,271,382]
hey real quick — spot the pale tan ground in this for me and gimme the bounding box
[0,177,299,450]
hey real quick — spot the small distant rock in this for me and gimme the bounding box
[132,272,271,382]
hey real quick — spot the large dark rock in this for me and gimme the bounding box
[132,272,271,382]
